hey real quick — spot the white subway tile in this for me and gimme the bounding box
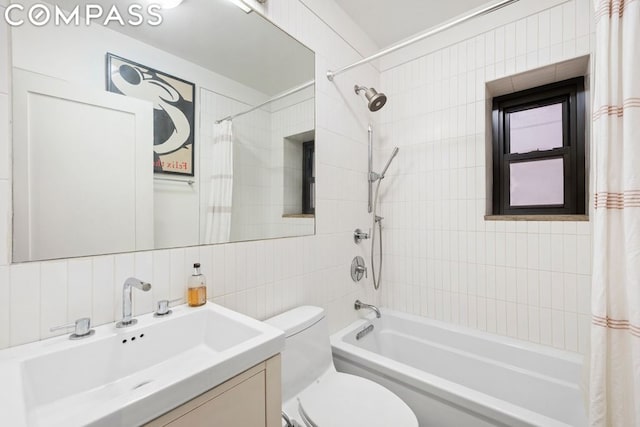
[211,245,226,297]
[474,35,485,69]
[494,27,505,62]
[506,302,518,337]
[528,307,540,343]
[551,234,563,272]
[10,263,41,346]
[563,273,578,312]
[564,312,578,352]
[40,261,67,338]
[578,314,590,354]
[563,235,577,274]
[0,267,8,348]
[515,19,527,57]
[526,15,539,53]
[527,270,540,307]
[67,259,92,321]
[576,234,591,275]
[551,272,564,310]
[92,256,115,326]
[517,304,528,340]
[576,0,590,37]
[538,10,551,48]
[540,308,553,346]
[576,274,591,315]
[539,271,552,308]
[549,6,564,46]
[486,299,497,333]
[516,269,527,305]
[485,31,495,65]
[504,23,516,59]
[562,2,576,42]
[551,309,566,348]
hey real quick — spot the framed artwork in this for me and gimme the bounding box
[106,53,195,176]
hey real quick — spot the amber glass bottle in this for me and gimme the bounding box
[187,263,207,307]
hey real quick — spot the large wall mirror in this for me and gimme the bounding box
[10,0,315,262]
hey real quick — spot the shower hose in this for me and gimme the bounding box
[371,178,384,290]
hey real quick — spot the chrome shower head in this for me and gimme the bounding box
[355,85,387,112]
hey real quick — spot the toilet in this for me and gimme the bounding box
[266,306,418,427]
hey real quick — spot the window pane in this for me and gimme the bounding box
[509,103,563,154]
[510,158,564,206]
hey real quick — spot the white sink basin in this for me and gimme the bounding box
[0,302,285,427]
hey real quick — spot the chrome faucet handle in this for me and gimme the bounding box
[353,228,369,243]
[50,317,95,340]
[154,298,182,317]
[356,264,368,278]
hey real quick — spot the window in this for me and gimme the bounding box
[302,141,315,214]
[492,77,586,215]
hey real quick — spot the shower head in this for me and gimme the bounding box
[380,147,399,179]
[355,85,387,112]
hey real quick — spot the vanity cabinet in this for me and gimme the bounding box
[145,355,281,427]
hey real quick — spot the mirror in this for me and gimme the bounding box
[10,0,315,262]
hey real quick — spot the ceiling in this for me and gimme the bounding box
[56,0,314,96]
[333,0,493,48]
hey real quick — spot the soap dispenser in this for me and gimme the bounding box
[188,263,207,307]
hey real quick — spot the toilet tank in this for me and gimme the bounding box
[265,306,334,401]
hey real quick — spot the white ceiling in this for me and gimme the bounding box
[57,0,314,96]
[333,0,493,48]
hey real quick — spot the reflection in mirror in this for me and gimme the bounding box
[11,0,315,262]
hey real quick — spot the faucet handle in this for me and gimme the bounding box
[50,317,95,340]
[154,298,182,317]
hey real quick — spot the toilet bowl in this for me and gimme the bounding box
[266,306,418,427]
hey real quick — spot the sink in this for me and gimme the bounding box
[0,303,285,427]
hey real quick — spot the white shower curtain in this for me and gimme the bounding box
[205,120,234,244]
[589,1,640,425]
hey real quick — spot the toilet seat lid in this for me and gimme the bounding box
[294,372,418,427]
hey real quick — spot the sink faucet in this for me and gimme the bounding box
[354,300,381,318]
[116,277,152,328]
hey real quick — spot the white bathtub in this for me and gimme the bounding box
[331,309,587,427]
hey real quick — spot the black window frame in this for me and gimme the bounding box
[302,140,315,215]
[492,77,586,215]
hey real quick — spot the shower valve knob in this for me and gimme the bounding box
[353,228,369,243]
[351,256,367,282]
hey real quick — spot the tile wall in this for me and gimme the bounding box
[0,0,381,349]
[377,0,594,353]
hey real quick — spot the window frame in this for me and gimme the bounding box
[491,77,586,215]
[302,140,315,215]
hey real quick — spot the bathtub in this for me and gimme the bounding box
[331,309,587,427]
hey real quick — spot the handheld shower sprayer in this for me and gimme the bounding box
[379,147,399,179]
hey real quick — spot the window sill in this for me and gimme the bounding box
[282,214,314,219]
[484,215,589,222]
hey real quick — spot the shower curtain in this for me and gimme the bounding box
[589,1,640,425]
[204,120,234,244]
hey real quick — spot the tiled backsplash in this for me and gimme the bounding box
[377,0,593,353]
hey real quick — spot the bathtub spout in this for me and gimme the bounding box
[354,300,381,318]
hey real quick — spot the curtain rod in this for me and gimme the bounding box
[154,176,195,185]
[326,0,520,81]
[215,79,315,124]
